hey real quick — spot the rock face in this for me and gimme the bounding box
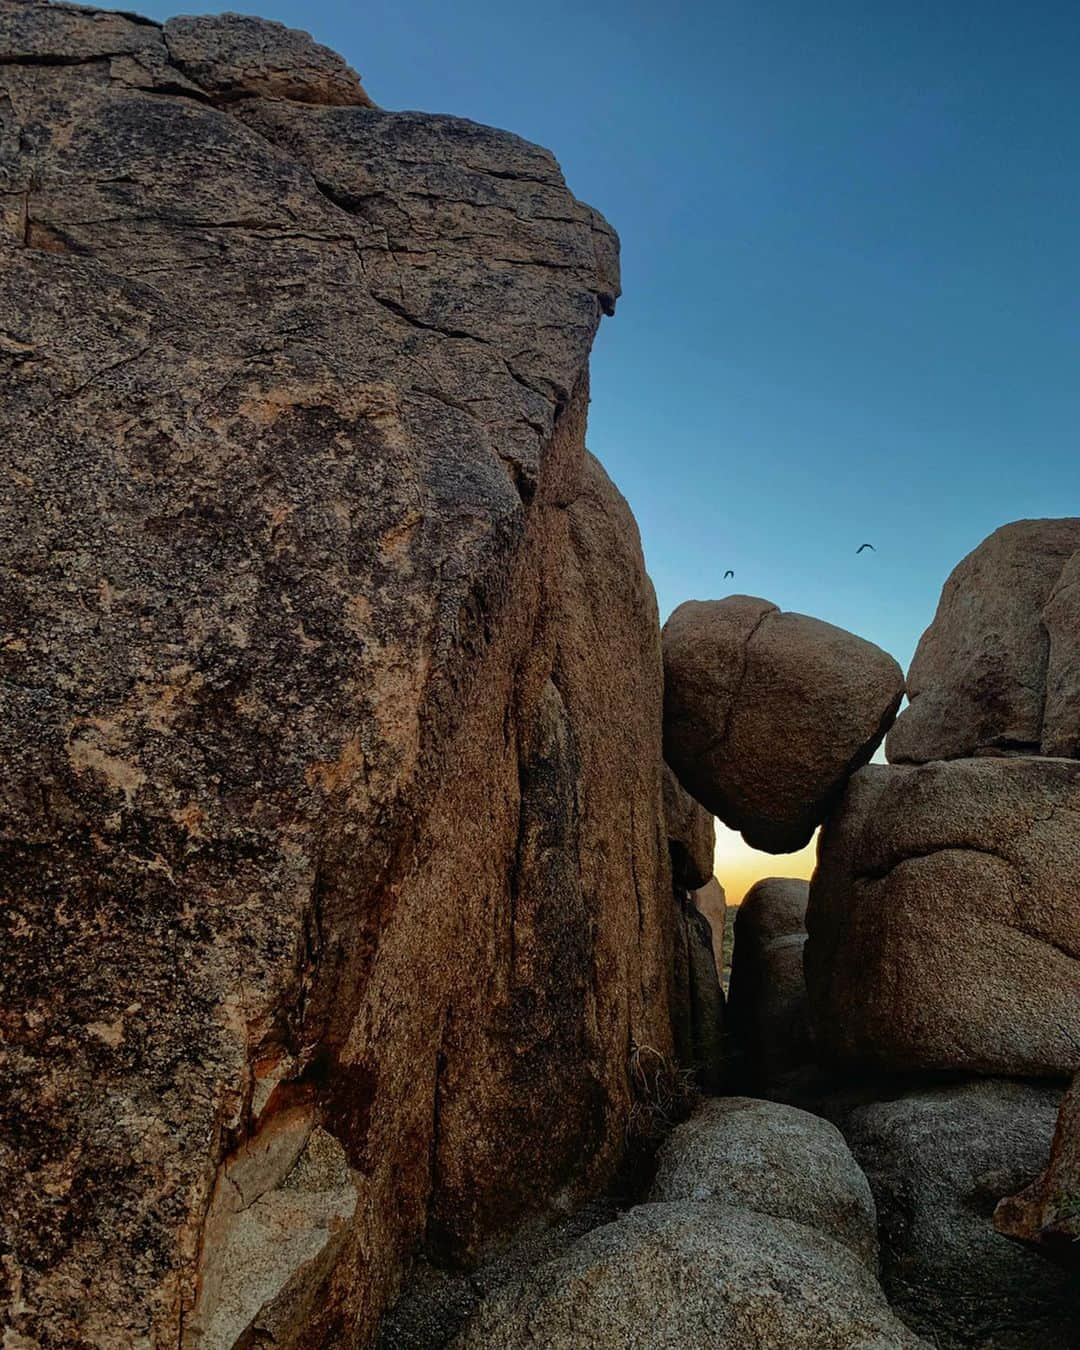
[662,762,715,889]
[454,1202,926,1349]
[163,13,377,106]
[727,879,813,1094]
[662,597,904,852]
[692,875,726,973]
[1042,550,1080,759]
[649,1097,878,1267]
[887,519,1080,764]
[671,890,726,1092]
[996,1074,1080,1271]
[846,1081,1080,1349]
[805,758,1080,1077]
[0,4,675,1345]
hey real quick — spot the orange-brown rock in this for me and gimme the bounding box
[805,758,1080,1077]
[163,12,376,107]
[887,519,1080,764]
[662,763,715,889]
[672,888,726,1093]
[692,875,727,973]
[662,597,903,852]
[995,1074,1080,1271]
[0,4,676,1345]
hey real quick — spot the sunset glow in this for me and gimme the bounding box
[712,822,819,906]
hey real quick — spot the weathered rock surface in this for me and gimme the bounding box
[886,519,1080,764]
[727,878,813,1092]
[672,889,726,1093]
[662,597,903,852]
[995,1073,1080,1271]
[453,1201,926,1349]
[0,4,676,1345]
[846,1080,1080,1348]
[376,1199,621,1350]
[662,762,715,889]
[692,875,726,973]
[805,758,1080,1076]
[649,1096,878,1267]
[1042,550,1080,759]
[163,12,376,107]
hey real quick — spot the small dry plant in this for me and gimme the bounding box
[626,1041,698,1148]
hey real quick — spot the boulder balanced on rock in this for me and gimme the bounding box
[662,597,904,851]
[805,757,1080,1077]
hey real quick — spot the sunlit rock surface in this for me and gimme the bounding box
[0,3,678,1343]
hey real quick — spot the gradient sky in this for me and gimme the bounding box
[143,0,1080,896]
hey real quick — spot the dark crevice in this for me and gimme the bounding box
[0,53,116,69]
[854,843,1017,885]
[120,76,213,104]
[1013,925,1080,964]
[101,9,163,29]
[311,177,388,219]
[423,1018,451,1251]
[366,290,486,342]
[463,165,560,188]
[489,256,577,271]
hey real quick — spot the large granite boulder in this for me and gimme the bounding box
[996,1074,1080,1271]
[662,762,715,889]
[662,597,903,852]
[453,1202,927,1348]
[0,4,675,1345]
[805,758,1080,1077]
[846,1080,1080,1348]
[887,519,1080,764]
[727,878,813,1092]
[649,1096,878,1267]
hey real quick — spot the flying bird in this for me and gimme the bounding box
[724,569,735,578]
[856,543,876,554]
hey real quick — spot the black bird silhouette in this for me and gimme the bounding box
[724,569,735,578]
[856,543,876,554]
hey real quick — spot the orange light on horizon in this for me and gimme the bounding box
[712,821,819,905]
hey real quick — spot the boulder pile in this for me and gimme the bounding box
[668,519,1080,1347]
[791,519,1080,1345]
[804,524,1080,1083]
[456,1098,925,1348]
[3,1,1078,1346]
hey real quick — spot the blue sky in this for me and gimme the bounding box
[143,0,1080,672]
